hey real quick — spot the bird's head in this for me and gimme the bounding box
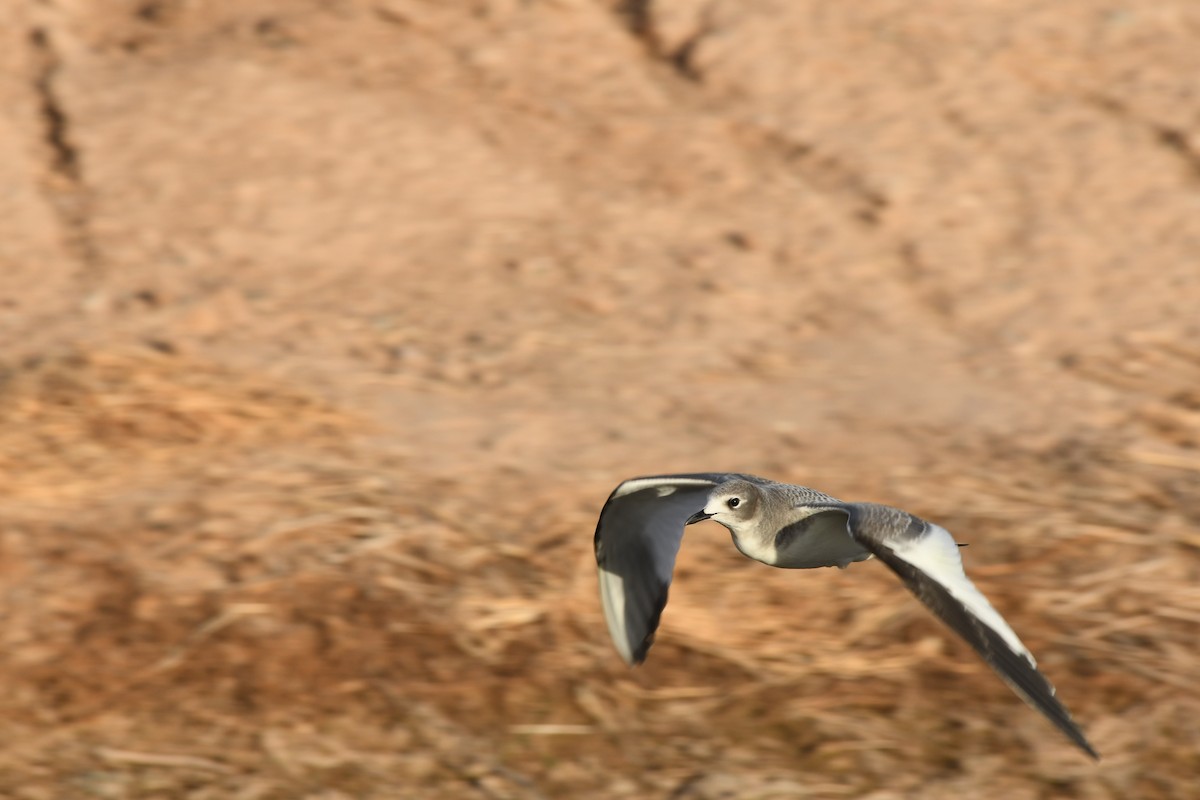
[686,479,762,530]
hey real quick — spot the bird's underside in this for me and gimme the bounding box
[593,473,1098,760]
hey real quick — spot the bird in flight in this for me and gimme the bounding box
[593,472,1098,759]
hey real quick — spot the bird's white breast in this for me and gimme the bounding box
[729,529,779,566]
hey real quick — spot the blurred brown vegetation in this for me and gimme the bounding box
[2,1,1199,797]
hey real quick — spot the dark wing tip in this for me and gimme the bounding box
[630,635,653,665]
[629,582,671,665]
[988,636,1100,760]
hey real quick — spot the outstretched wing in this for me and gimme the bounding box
[843,503,1098,760]
[594,474,730,665]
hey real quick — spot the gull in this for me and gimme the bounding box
[593,473,1098,759]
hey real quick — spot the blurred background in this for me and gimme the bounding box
[2,1,1199,797]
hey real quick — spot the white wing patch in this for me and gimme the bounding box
[597,567,634,664]
[612,476,716,499]
[891,523,1035,665]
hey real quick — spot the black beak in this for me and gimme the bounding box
[685,510,713,525]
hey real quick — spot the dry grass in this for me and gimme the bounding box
[0,341,1196,799]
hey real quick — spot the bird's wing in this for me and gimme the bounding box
[842,502,1098,759]
[594,474,731,665]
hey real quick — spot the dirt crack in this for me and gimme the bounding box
[28,26,101,270]
[1153,126,1200,183]
[741,125,890,227]
[614,0,712,83]
[1085,93,1200,185]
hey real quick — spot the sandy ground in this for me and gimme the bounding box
[1,1,1199,797]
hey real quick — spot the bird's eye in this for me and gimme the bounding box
[727,497,741,509]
